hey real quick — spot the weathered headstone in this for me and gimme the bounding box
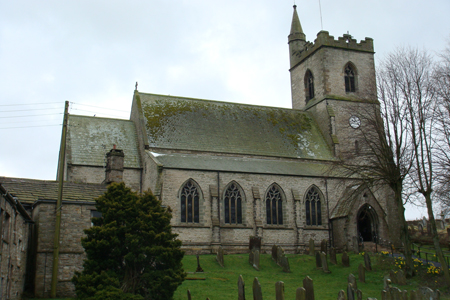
[272,245,278,261]
[383,275,391,291]
[275,281,285,300]
[396,270,406,285]
[187,289,192,300]
[321,252,331,273]
[303,276,315,300]
[356,289,362,300]
[347,283,355,300]
[250,236,262,251]
[358,263,365,283]
[249,249,260,271]
[436,219,445,230]
[389,287,401,300]
[238,275,245,300]
[309,238,315,256]
[249,250,254,266]
[419,287,440,300]
[348,273,357,290]
[216,246,224,267]
[352,236,360,253]
[401,290,408,300]
[280,255,291,273]
[364,253,372,271]
[253,277,263,300]
[196,254,204,272]
[342,252,350,267]
[410,290,420,300]
[321,239,327,253]
[381,290,387,300]
[389,270,397,284]
[330,247,337,265]
[277,246,285,265]
[337,290,346,300]
[315,251,322,269]
[418,223,424,234]
[296,287,306,300]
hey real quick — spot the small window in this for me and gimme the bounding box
[266,185,283,225]
[345,64,356,92]
[90,210,103,227]
[304,70,315,102]
[224,183,243,224]
[180,180,200,223]
[305,186,322,226]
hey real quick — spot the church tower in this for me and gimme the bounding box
[288,5,377,158]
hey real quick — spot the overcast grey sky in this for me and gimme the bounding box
[1,1,449,219]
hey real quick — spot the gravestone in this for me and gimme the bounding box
[347,283,355,300]
[320,239,327,254]
[356,289,362,300]
[367,298,377,300]
[216,246,224,267]
[330,247,337,265]
[249,250,254,266]
[249,249,260,271]
[196,254,204,272]
[396,270,406,285]
[401,290,408,300]
[250,236,262,251]
[296,287,306,300]
[275,281,285,300]
[389,287,401,300]
[436,219,445,230]
[348,273,357,290]
[272,245,278,261]
[383,275,391,291]
[419,287,440,300]
[342,252,350,267]
[315,251,322,269]
[253,277,263,300]
[321,252,331,273]
[364,253,372,271]
[358,263,365,283]
[381,290,387,300]
[309,238,315,256]
[280,255,291,273]
[187,289,192,300]
[418,223,423,233]
[303,276,315,300]
[389,270,397,284]
[238,275,245,300]
[277,246,285,265]
[352,236,360,253]
[337,290,346,300]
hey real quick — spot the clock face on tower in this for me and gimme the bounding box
[349,115,361,129]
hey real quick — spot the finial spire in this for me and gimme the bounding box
[289,5,305,43]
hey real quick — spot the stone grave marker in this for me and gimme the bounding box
[401,290,408,300]
[342,252,350,267]
[249,249,260,271]
[367,298,377,300]
[253,277,263,300]
[303,276,315,300]
[296,287,306,300]
[364,253,372,271]
[389,287,401,300]
[249,250,254,266]
[356,289,362,300]
[420,287,440,300]
[381,290,387,300]
[320,239,327,253]
[309,238,315,256]
[187,289,192,300]
[337,290,346,300]
[348,273,357,290]
[277,246,285,265]
[358,263,365,283]
[383,275,391,291]
[396,269,406,285]
[196,254,204,272]
[315,251,322,269]
[272,245,278,261]
[409,290,419,300]
[249,236,262,251]
[330,247,337,265]
[275,281,285,300]
[389,270,397,284]
[238,275,245,300]
[280,255,291,273]
[347,283,355,300]
[320,252,330,273]
[418,223,423,233]
[216,246,224,267]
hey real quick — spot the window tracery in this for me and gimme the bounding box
[180,180,200,223]
[345,64,356,92]
[305,70,315,102]
[224,182,243,224]
[266,185,283,225]
[305,186,322,226]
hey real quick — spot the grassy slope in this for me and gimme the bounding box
[174,253,448,300]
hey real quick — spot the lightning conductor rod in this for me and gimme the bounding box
[318,0,323,30]
[50,100,69,298]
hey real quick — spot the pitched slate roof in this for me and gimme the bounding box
[67,115,141,168]
[137,93,334,160]
[0,177,107,204]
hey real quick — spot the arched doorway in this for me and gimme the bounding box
[357,204,378,242]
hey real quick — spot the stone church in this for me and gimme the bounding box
[0,5,400,298]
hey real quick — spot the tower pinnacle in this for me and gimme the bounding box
[288,5,306,43]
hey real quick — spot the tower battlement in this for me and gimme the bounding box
[290,31,374,69]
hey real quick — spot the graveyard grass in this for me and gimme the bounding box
[173,252,450,300]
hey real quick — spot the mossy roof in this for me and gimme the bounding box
[149,152,336,177]
[0,177,106,204]
[67,115,141,168]
[138,93,334,160]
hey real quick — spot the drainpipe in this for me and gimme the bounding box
[325,178,333,248]
[50,101,69,298]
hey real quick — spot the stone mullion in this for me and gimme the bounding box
[209,185,221,247]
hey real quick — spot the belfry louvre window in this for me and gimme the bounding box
[180,180,200,223]
[266,185,283,225]
[305,186,322,226]
[305,70,315,102]
[224,183,242,224]
[345,64,356,92]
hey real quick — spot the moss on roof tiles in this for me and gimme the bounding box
[139,93,334,160]
[0,177,106,204]
[67,115,141,168]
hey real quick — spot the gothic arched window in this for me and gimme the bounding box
[345,64,356,93]
[304,70,315,102]
[224,182,243,224]
[305,186,322,226]
[180,180,200,223]
[266,184,283,225]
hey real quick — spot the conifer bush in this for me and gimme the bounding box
[72,182,185,300]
